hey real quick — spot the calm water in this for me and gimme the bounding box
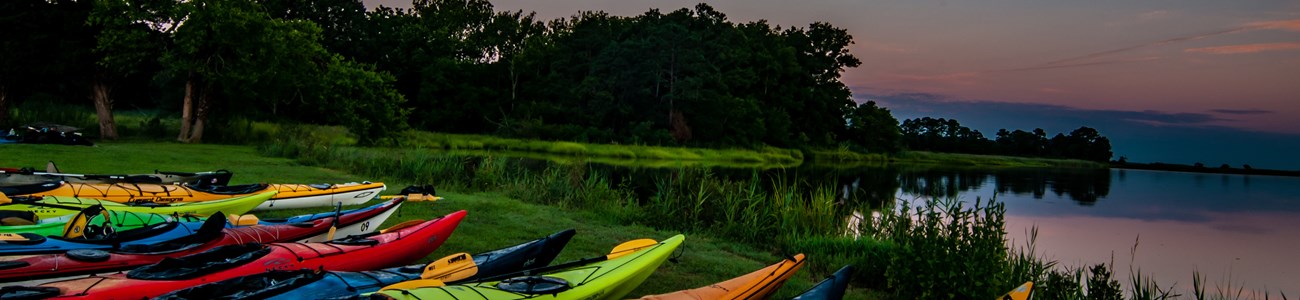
[885,167,1300,296]
[516,155,1299,295]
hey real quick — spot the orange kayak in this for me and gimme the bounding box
[639,254,806,300]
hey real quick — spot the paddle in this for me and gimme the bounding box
[326,202,343,240]
[380,238,659,291]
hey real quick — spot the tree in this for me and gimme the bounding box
[89,0,182,140]
[845,100,901,153]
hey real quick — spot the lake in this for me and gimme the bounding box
[445,151,1298,296]
[878,166,1300,297]
[584,160,1300,296]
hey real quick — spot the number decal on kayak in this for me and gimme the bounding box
[360,221,370,232]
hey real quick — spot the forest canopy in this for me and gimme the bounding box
[0,0,1110,161]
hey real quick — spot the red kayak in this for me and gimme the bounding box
[27,209,465,299]
[0,198,405,286]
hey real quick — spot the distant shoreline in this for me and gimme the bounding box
[1113,162,1300,177]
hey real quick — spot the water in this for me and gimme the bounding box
[501,154,1299,295]
[887,167,1300,296]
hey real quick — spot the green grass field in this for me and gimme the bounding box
[0,142,874,298]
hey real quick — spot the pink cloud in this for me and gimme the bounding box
[882,72,979,85]
[1245,19,1300,31]
[1185,42,1300,54]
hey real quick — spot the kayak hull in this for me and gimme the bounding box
[155,228,577,300]
[639,254,806,300]
[0,198,404,285]
[29,209,465,300]
[791,265,853,300]
[1,191,274,220]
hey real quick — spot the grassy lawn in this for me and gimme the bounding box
[0,141,875,298]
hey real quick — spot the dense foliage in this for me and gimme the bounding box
[901,117,1114,162]
[1,0,897,149]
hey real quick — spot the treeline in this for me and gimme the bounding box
[900,117,1112,162]
[0,0,902,150]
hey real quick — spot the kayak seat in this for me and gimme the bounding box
[0,286,61,300]
[497,276,571,294]
[117,215,227,254]
[0,260,30,270]
[0,211,37,225]
[0,233,46,245]
[0,182,61,196]
[128,243,271,280]
[188,183,268,195]
[120,175,163,184]
[330,235,380,246]
[66,249,111,262]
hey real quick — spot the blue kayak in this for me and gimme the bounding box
[791,265,854,300]
[155,229,577,300]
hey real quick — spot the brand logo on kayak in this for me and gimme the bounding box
[426,235,439,244]
[449,253,469,263]
[353,191,375,198]
[143,197,183,203]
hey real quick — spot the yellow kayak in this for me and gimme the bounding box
[7,182,383,210]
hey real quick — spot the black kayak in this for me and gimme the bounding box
[0,167,232,187]
[791,265,853,300]
[154,229,578,300]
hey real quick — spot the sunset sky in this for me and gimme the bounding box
[365,0,1300,170]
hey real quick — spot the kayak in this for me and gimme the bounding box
[253,182,387,210]
[22,210,466,299]
[0,168,232,187]
[0,198,405,286]
[638,254,806,300]
[0,217,209,256]
[1,207,190,236]
[371,234,685,300]
[997,281,1033,300]
[155,228,576,300]
[791,265,853,300]
[0,191,275,220]
[1,181,384,210]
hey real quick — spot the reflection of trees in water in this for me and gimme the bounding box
[992,168,1111,205]
[896,169,990,198]
[530,157,1112,209]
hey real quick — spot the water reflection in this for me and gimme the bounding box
[487,153,1298,295]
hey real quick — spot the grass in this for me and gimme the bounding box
[0,141,872,299]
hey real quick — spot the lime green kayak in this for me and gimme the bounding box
[372,234,685,300]
[0,191,274,221]
[0,208,200,236]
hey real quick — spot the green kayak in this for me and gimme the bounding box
[0,206,200,236]
[0,191,274,221]
[371,234,684,300]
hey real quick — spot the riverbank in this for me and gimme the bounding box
[1114,162,1300,177]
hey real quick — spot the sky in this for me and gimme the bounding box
[364,0,1300,170]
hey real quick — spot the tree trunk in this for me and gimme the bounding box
[91,77,118,140]
[188,87,210,143]
[178,72,195,142]
[0,84,9,127]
